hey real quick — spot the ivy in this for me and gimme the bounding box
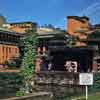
[16,30,38,95]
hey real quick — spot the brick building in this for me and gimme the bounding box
[66,16,100,71]
[3,22,37,34]
[67,16,91,46]
[0,28,20,68]
[0,15,6,26]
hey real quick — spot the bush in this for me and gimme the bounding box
[89,72,100,93]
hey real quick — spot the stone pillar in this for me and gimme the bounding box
[92,60,98,72]
[43,46,46,55]
[0,45,3,64]
[37,47,41,55]
[35,57,42,72]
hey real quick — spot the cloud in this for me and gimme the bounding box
[78,2,100,16]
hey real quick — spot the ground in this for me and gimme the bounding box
[72,93,100,100]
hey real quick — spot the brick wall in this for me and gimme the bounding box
[0,44,19,67]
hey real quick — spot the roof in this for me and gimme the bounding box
[49,46,94,53]
[67,16,89,23]
[10,21,37,25]
[37,32,68,39]
[0,27,22,36]
[67,16,89,20]
[37,27,66,35]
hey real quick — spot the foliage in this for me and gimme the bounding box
[16,91,25,97]
[67,36,77,47]
[89,73,100,93]
[88,31,100,39]
[17,30,38,95]
[21,30,38,78]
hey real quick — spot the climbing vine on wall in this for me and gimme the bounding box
[21,30,38,79]
[16,30,38,95]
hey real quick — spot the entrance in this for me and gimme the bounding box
[49,47,93,72]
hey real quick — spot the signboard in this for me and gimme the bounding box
[79,73,93,85]
[79,73,93,100]
[64,61,78,72]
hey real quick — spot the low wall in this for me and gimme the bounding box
[33,71,85,99]
[0,72,21,99]
[0,71,83,99]
[0,71,99,100]
[3,92,53,100]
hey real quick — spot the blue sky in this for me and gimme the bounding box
[0,0,100,29]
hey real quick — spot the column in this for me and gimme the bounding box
[43,46,46,55]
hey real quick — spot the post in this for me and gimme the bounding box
[86,85,88,100]
[79,73,93,100]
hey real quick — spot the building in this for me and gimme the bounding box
[35,33,94,72]
[93,24,100,31]
[0,15,6,26]
[35,27,68,71]
[67,16,91,46]
[35,27,94,72]
[37,27,56,35]
[35,17,100,72]
[66,16,100,71]
[0,28,20,68]
[3,22,37,34]
[37,27,65,35]
[80,30,100,71]
[67,16,90,36]
[36,27,67,55]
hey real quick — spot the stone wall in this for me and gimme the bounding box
[0,72,53,100]
[33,71,85,99]
[0,71,83,99]
[0,71,98,100]
[0,72,21,99]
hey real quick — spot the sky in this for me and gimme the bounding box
[0,0,100,29]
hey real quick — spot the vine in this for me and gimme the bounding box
[16,30,38,96]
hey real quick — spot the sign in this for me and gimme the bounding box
[64,61,78,72]
[79,73,93,100]
[79,73,93,85]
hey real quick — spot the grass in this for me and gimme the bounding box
[71,93,100,100]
